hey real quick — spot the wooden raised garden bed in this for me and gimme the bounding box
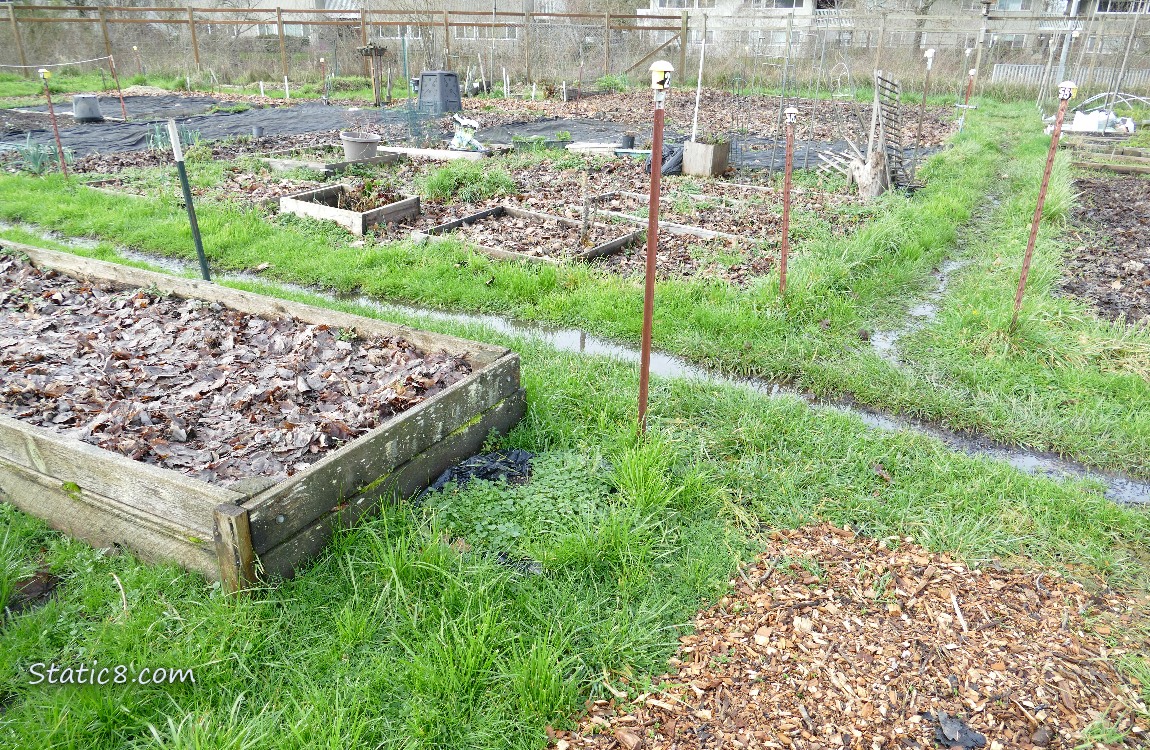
[259,145,400,175]
[0,241,525,592]
[592,191,746,242]
[279,184,420,236]
[422,205,642,264]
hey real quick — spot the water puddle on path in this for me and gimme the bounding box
[871,259,970,363]
[2,226,1146,506]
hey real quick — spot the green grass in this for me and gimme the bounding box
[2,99,1146,475]
[0,265,1145,747]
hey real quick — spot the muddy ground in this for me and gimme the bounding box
[1062,176,1150,326]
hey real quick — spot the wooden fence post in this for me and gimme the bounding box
[443,11,451,68]
[97,7,114,60]
[874,13,887,71]
[213,503,256,595]
[9,5,29,77]
[679,11,688,80]
[360,9,370,77]
[187,7,201,69]
[604,12,611,76]
[276,7,289,80]
[524,12,532,83]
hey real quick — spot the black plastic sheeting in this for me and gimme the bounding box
[420,448,535,498]
[0,100,431,156]
[22,94,220,122]
[644,144,684,176]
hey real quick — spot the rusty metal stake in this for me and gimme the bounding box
[780,107,798,296]
[39,70,68,177]
[1011,81,1075,331]
[109,56,128,121]
[639,61,674,436]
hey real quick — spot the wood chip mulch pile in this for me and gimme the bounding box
[555,525,1148,750]
[0,254,471,484]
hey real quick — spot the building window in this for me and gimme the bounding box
[1097,0,1146,11]
[835,30,853,46]
[454,25,517,40]
[658,0,691,7]
[992,32,1027,47]
[752,0,802,7]
[377,24,421,40]
[887,31,919,47]
[689,29,715,43]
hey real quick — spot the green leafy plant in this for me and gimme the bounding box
[145,123,202,152]
[553,130,573,142]
[182,143,213,164]
[595,74,628,93]
[14,133,73,175]
[416,160,515,203]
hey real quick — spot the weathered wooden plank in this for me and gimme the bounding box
[257,390,526,580]
[377,146,486,161]
[245,352,520,552]
[2,241,509,368]
[214,503,256,593]
[0,459,218,579]
[259,150,399,175]
[279,186,419,235]
[0,416,233,533]
[1072,160,1150,175]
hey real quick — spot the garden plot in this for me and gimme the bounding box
[0,243,524,588]
[258,143,399,174]
[464,90,957,147]
[279,181,420,235]
[595,233,775,286]
[1061,176,1150,325]
[423,205,641,263]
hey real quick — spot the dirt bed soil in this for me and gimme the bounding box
[0,254,471,485]
[463,90,956,147]
[445,211,631,261]
[71,132,345,173]
[597,234,775,286]
[557,524,1148,750]
[1061,176,1150,325]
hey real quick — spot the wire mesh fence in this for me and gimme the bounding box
[1,5,1147,106]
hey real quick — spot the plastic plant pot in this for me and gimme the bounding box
[339,131,382,161]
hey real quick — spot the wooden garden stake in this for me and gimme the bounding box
[639,61,673,435]
[109,56,128,121]
[39,69,68,177]
[1012,81,1075,330]
[780,107,798,295]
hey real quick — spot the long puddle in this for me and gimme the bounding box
[3,226,1147,506]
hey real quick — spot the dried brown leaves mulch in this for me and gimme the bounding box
[1061,176,1150,326]
[0,254,471,485]
[450,212,632,261]
[463,91,956,148]
[557,525,1149,750]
